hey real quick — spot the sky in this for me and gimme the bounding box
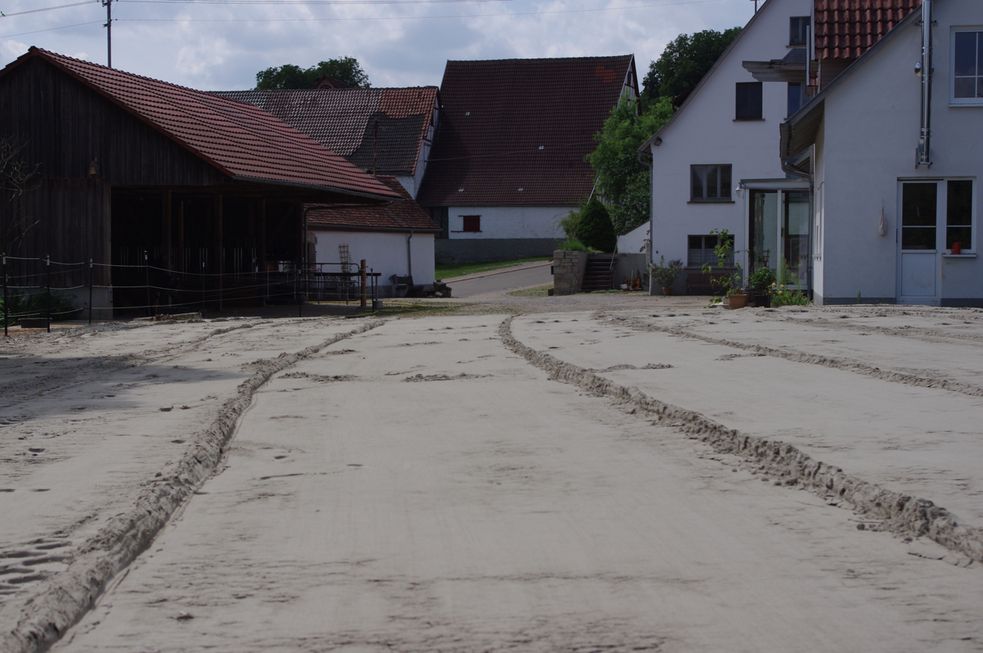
[0,0,756,91]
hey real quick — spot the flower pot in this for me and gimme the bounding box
[727,292,749,309]
[750,291,771,308]
[952,241,962,255]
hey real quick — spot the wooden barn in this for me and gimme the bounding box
[0,48,396,316]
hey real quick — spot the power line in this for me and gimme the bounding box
[121,0,509,4]
[0,19,102,38]
[0,1,96,18]
[114,0,722,23]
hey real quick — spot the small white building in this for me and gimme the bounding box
[783,0,983,305]
[307,177,438,295]
[641,0,814,293]
[419,56,638,264]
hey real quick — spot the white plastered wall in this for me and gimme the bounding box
[818,0,983,302]
[445,206,573,239]
[648,0,813,271]
[311,230,435,286]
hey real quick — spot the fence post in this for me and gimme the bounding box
[144,250,151,318]
[298,257,304,318]
[88,258,93,326]
[359,259,367,310]
[200,260,206,316]
[2,253,8,338]
[45,254,51,333]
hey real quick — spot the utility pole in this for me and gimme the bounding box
[103,0,112,68]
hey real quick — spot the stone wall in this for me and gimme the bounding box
[552,250,588,295]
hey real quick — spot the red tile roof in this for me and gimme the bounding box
[11,48,397,200]
[215,87,438,177]
[418,56,635,207]
[815,0,921,60]
[307,177,438,233]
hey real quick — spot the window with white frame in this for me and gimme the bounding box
[952,29,983,104]
[687,234,733,267]
[690,164,732,202]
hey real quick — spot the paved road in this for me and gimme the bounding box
[445,262,552,298]
[57,314,983,652]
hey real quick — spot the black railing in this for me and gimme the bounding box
[1,253,381,336]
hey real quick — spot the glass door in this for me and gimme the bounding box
[898,181,940,303]
[748,189,811,290]
[783,191,811,289]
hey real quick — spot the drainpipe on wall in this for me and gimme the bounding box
[917,0,933,167]
[406,230,414,279]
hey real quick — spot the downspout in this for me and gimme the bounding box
[406,229,414,279]
[917,0,933,167]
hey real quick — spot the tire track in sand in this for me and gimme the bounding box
[595,312,983,399]
[499,316,983,565]
[0,320,384,653]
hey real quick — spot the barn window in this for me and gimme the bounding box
[462,215,481,232]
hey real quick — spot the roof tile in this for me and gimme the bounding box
[418,56,634,207]
[815,0,921,60]
[216,87,438,176]
[307,177,438,232]
[15,48,397,199]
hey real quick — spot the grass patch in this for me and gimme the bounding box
[436,257,549,280]
[508,285,553,298]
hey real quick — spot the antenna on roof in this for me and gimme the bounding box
[102,0,112,68]
[750,0,758,13]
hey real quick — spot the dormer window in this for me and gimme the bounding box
[789,16,810,48]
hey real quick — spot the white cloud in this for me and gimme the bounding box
[0,0,755,90]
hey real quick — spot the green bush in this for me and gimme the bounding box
[749,267,775,291]
[770,283,810,307]
[570,198,616,253]
[558,238,589,252]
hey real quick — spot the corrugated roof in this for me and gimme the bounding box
[216,87,438,176]
[9,48,397,199]
[418,55,635,207]
[815,0,921,60]
[307,177,438,232]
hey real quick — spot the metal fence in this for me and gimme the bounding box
[1,253,381,335]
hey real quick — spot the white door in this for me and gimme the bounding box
[898,181,940,304]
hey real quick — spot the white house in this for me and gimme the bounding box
[641,0,815,293]
[782,0,983,305]
[419,56,638,264]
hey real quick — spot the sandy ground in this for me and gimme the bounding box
[2,300,982,651]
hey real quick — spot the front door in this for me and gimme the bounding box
[898,181,940,304]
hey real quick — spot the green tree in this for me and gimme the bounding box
[587,96,673,235]
[255,57,370,90]
[642,28,742,106]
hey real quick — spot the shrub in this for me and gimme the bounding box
[650,257,682,288]
[559,238,589,252]
[570,198,616,253]
[770,283,810,307]
[749,267,775,291]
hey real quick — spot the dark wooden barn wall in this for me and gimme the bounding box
[0,57,225,186]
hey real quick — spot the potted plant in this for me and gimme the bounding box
[748,267,775,307]
[725,269,748,308]
[650,257,683,295]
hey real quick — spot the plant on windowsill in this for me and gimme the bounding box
[650,257,683,295]
[748,266,775,307]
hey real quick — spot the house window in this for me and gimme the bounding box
[946,180,974,251]
[462,215,481,232]
[735,82,763,120]
[688,234,733,268]
[789,16,810,47]
[690,164,732,202]
[952,29,983,104]
[787,82,804,116]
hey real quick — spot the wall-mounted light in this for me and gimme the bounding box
[88,158,99,177]
[914,61,923,76]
